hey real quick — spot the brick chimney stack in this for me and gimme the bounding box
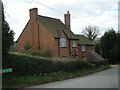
[29,8,38,19]
[64,11,71,30]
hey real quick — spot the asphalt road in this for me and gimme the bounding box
[25,66,118,88]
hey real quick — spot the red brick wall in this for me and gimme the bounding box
[17,19,39,52]
[54,32,79,59]
[78,45,94,61]
[59,32,70,58]
[70,40,79,58]
[17,21,33,52]
[17,8,39,52]
[37,21,56,57]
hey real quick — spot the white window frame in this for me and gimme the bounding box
[60,38,66,48]
[82,57,86,61]
[72,41,76,48]
[81,45,85,51]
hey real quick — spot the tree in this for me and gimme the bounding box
[95,43,100,54]
[100,28,120,64]
[2,3,14,56]
[82,25,100,42]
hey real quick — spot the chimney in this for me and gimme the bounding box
[29,8,38,19]
[64,11,71,30]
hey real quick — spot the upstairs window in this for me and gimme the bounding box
[72,41,76,48]
[81,45,85,51]
[60,38,66,47]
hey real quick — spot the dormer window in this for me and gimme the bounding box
[60,38,66,48]
[72,41,76,48]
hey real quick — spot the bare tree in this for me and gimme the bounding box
[82,25,100,41]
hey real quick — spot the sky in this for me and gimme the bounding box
[3,0,119,41]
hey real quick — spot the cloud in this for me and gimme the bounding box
[3,0,119,41]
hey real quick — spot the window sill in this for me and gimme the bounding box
[60,47,67,48]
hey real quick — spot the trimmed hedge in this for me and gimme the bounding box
[3,53,95,78]
[90,59,108,67]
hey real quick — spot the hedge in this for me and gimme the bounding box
[90,59,108,67]
[2,53,95,78]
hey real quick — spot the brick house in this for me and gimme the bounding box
[17,8,94,61]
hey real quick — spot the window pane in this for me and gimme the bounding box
[60,38,66,47]
[81,45,85,51]
[72,41,76,48]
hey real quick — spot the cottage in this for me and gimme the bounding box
[17,8,94,61]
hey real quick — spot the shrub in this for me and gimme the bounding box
[2,53,94,79]
[23,50,52,58]
[63,60,95,72]
[90,59,108,67]
[24,41,31,51]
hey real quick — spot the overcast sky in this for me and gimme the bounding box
[3,0,119,41]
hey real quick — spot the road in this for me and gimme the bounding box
[25,66,118,88]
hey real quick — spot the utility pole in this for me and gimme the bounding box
[0,0,2,89]
[118,1,120,33]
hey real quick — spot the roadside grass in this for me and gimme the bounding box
[3,65,111,88]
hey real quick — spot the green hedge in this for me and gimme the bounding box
[90,59,108,67]
[3,53,95,78]
[23,50,52,57]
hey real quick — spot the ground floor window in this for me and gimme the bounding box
[72,41,76,48]
[82,57,86,61]
[60,38,66,48]
[81,45,85,52]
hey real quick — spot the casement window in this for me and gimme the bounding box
[60,38,66,47]
[82,57,86,61]
[72,41,76,48]
[81,45,85,51]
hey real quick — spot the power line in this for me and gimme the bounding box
[31,0,98,26]
[78,18,97,26]
[32,0,64,14]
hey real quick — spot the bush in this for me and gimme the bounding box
[2,53,95,79]
[23,50,52,58]
[24,41,31,51]
[90,59,108,67]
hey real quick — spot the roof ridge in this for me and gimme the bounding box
[38,15,60,20]
[75,34,85,36]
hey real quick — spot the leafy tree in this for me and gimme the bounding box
[2,3,14,56]
[82,25,100,42]
[95,43,100,54]
[110,45,120,63]
[100,28,120,63]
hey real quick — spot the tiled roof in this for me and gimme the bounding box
[75,35,93,45]
[37,15,93,45]
[37,15,78,39]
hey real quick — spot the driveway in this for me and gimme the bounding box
[24,66,118,88]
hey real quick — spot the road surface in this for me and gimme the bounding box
[25,66,118,88]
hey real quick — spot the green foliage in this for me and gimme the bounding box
[32,50,52,57]
[95,43,100,54]
[100,29,116,59]
[110,45,120,63]
[100,28,120,64]
[2,53,95,78]
[3,65,110,88]
[2,3,14,56]
[24,41,31,51]
[91,59,108,67]
[23,49,52,57]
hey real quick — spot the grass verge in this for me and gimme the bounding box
[3,65,111,88]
